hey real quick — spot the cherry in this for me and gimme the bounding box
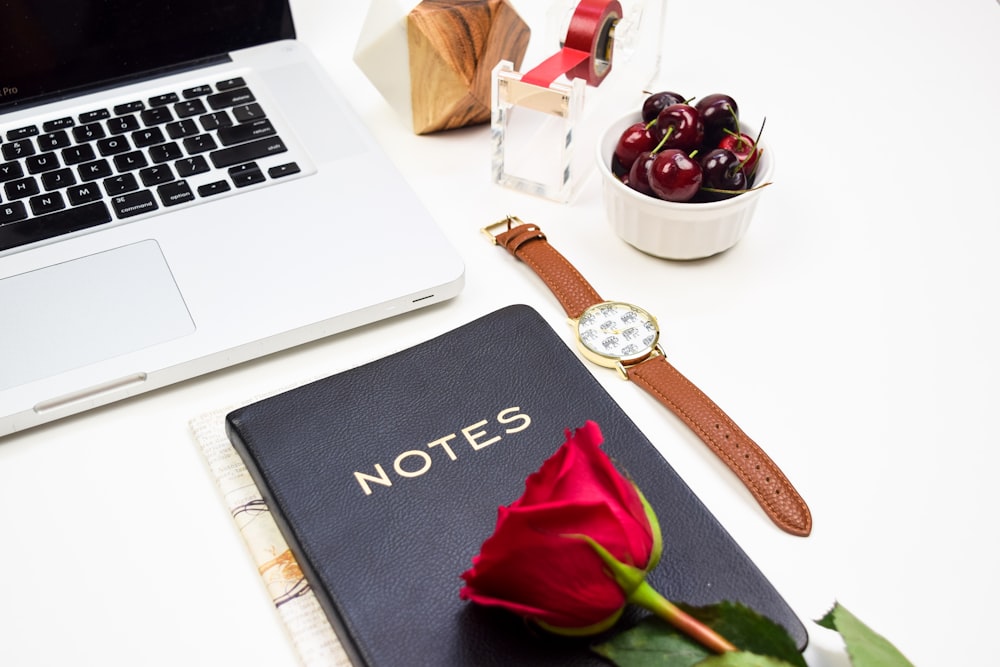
[612,121,658,177]
[655,103,704,151]
[717,130,761,180]
[695,93,739,145]
[696,148,747,201]
[647,148,702,202]
[641,90,685,123]
[627,151,657,196]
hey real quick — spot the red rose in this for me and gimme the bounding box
[459,420,662,634]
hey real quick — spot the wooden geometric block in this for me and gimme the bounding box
[353,0,530,135]
[407,0,530,134]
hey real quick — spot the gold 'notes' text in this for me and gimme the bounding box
[353,406,531,495]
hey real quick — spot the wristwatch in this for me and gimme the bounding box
[482,216,812,537]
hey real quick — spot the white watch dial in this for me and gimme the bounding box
[576,301,659,364]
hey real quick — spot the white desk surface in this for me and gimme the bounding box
[2,1,998,665]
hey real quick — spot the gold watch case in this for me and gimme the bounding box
[573,301,662,376]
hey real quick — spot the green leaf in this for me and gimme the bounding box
[592,601,806,667]
[816,602,915,667]
[592,616,710,667]
[685,602,806,667]
[697,654,797,667]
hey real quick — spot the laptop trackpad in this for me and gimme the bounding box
[0,240,195,391]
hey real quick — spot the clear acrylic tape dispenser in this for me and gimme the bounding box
[491,0,667,203]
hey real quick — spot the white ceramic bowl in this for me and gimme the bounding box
[596,112,774,260]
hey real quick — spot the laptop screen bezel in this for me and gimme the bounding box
[0,0,296,113]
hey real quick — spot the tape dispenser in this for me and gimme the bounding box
[492,0,666,202]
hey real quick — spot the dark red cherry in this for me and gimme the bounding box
[647,148,702,202]
[717,131,761,179]
[695,93,739,145]
[612,121,658,177]
[697,148,747,201]
[626,151,657,196]
[655,103,704,151]
[641,91,685,123]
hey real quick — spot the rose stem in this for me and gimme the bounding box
[627,581,737,654]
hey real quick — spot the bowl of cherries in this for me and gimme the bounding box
[597,91,773,260]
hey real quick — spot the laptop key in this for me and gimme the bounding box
[4,177,40,200]
[111,190,158,219]
[108,115,140,134]
[113,151,148,172]
[229,162,265,188]
[199,111,233,131]
[132,127,166,148]
[5,125,39,141]
[29,191,66,216]
[97,136,131,156]
[139,164,174,186]
[210,137,287,168]
[2,139,36,160]
[0,201,111,252]
[197,180,231,197]
[0,201,28,225]
[175,155,209,177]
[26,153,61,174]
[42,117,75,131]
[183,84,213,99]
[78,159,113,181]
[42,168,77,191]
[66,183,103,205]
[158,180,194,206]
[78,109,111,123]
[113,101,144,115]
[184,133,218,154]
[37,131,71,150]
[0,161,25,182]
[62,144,97,165]
[174,99,207,118]
[73,123,107,143]
[104,173,140,196]
[207,87,256,110]
[216,77,246,91]
[232,103,265,123]
[217,119,275,146]
[140,107,174,126]
[149,93,179,107]
[166,119,199,139]
[268,162,301,179]
[149,142,183,164]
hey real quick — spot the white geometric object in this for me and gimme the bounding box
[353,0,417,130]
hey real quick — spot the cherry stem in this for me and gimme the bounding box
[701,181,773,196]
[650,125,674,154]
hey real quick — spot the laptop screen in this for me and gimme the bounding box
[0,0,295,112]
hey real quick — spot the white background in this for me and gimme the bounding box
[2,1,998,665]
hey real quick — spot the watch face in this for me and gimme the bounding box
[576,301,659,366]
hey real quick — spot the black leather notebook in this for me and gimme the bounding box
[225,304,807,666]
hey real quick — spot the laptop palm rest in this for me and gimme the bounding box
[1,240,195,392]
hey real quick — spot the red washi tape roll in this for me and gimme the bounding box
[520,0,623,88]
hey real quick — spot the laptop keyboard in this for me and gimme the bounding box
[0,77,301,253]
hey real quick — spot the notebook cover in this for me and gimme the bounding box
[225,304,807,666]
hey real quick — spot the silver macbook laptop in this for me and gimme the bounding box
[0,1,465,436]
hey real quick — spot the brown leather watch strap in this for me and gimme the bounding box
[628,355,812,536]
[493,221,602,319]
[485,216,812,536]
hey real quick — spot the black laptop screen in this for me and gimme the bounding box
[0,0,295,111]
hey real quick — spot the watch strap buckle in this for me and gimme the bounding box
[481,215,523,244]
[481,216,546,253]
